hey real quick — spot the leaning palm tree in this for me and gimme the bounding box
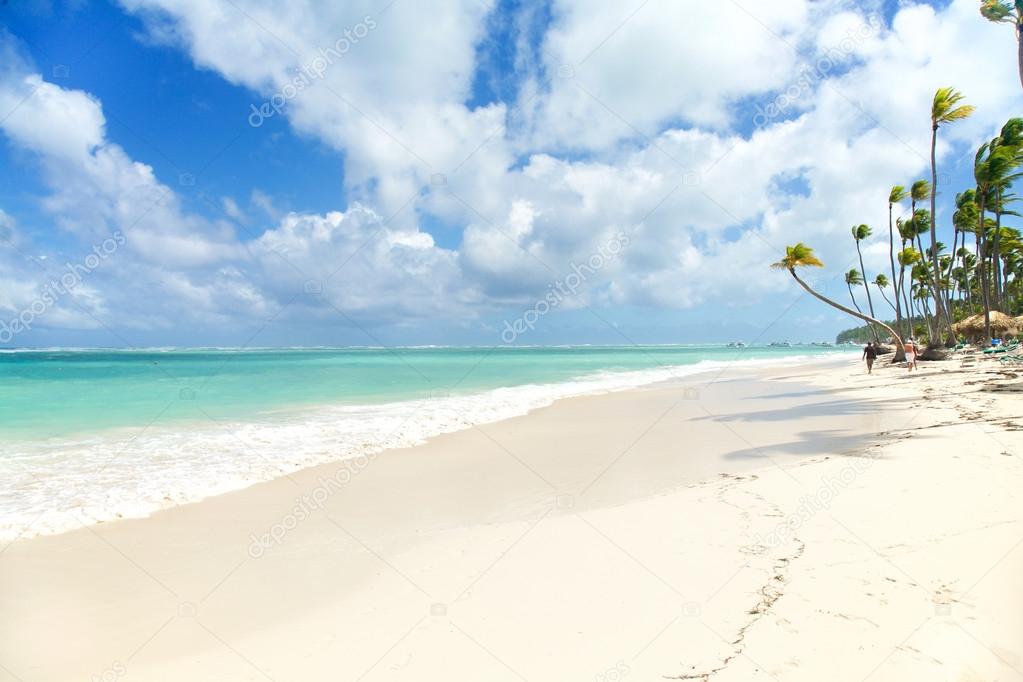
[772,244,903,354]
[980,1,1023,90]
[851,224,880,342]
[930,88,975,344]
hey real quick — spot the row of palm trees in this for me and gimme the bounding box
[775,85,1023,355]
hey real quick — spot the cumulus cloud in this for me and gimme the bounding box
[0,40,470,336]
[0,0,1019,343]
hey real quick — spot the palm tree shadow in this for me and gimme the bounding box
[757,386,858,401]
[696,397,890,423]
[719,429,937,461]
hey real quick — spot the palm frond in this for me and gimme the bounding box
[932,87,974,126]
[771,243,823,269]
[911,179,931,201]
[980,0,1017,23]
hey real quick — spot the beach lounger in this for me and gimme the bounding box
[983,342,1020,355]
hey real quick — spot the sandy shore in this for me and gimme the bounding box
[1,356,1022,681]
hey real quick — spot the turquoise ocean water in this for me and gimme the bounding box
[1,345,853,539]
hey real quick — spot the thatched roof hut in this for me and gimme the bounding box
[953,311,1019,342]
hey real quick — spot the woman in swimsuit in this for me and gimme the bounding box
[904,338,918,371]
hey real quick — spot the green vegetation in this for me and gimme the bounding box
[836,318,926,345]
[772,59,1023,352]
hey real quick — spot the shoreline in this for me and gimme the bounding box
[1,351,856,543]
[2,356,1020,680]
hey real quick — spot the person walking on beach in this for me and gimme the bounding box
[904,338,919,371]
[862,342,877,374]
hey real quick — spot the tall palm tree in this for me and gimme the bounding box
[990,190,1014,307]
[851,224,880,342]
[909,184,931,333]
[888,185,909,338]
[874,274,898,315]
[957,247,978,308]
[930,87,975,344]
[845,268,866,316]
[912,260,936,339]
[898,247,921,338]
[772,244,904,353]
[912,282,934,334]
[980,1,1023,90]
[908,208,937,339]
[951,189,980,308]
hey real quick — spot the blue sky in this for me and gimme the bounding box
[0,0,1019,347]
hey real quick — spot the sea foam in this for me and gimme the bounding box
[0,354,839,541]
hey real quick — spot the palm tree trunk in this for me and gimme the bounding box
[847,282,865,317]
[888,203,904,340]
[899,261,913,338]
[944,228,959,320]
[918,286,934,341]
[877,286,897,315]
[928,124,949,343]
[928,129,957,347]
[978,199,992,342]
[913,233,936,341]
[963,247,973,310]
[855,242,880,343]
[993,198,1004,310]
[789,269,904,356]
[1018,25,1023,92]
[946,229,959,287]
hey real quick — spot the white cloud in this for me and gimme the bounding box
[0,0,1020,342]
[518,0,808,149]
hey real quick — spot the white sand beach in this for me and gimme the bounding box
[1,357,1021,681]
